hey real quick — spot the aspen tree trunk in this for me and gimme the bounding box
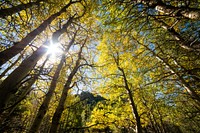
[29,35,74,133]
[0,0,43,18]
[29,55,65,133]
[154,3,200,20]
[0,43,49,113]
[0,53,22,79]
[155,54,200,103]
[127,89,143,133]
[49,43,84,133]
[141,97,158,132]
[141,0,200,19]
[153,17,200,51]
[143,44,200,103]
[11,55,50,108]
[0,1,77,67]
[118,67,143,133]
[0,56,48,131]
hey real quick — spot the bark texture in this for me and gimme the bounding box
[153,17,200,51]
[118,67,143,133]
[49,43,84,133]
[29,31,74,133]
[155,3,200,20]
[0,43,48,113]
[143,44,200,103]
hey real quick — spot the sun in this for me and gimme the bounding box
[47,43,61,55]
[46,41,63,62]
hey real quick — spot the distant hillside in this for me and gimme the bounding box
[79,91,105,105]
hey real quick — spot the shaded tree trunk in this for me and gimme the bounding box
[141,96,159,133]
[29,56,65,133]
[0,1,78,67]
[49,43,84,133]
[127,89,143,133]
[29,29,75,133]
[0,56,48,128]
[0,0,43,18]
[118,67,143,133]
[0,52,23,79]
[0,42,49,113]
[111,48,142,133]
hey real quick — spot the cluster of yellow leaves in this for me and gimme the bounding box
[87,100,134,130]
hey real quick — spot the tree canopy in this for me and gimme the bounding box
[0,0,200,133]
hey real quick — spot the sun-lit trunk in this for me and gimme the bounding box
[0,53,22,79]
[155,4,200,20]
[153,17,200,51]
[143,44,200,103]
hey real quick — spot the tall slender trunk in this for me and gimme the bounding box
[143,44,200,103]
[10,55,50,110]
[154,2,200,20]
[127,89,143,133]
[29,55,65,133]
[153,17,200,51]
[29,20,75,133]
[49,43,84,133]
[156,54,200,103]
[0,1,77,67]
[0,52,23,79]
[0,56,48,131]
[141,96,158,133]
[0,43,49,113]
[29,39,74,133]
[0,0,43,18]
[118,67,143,133]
